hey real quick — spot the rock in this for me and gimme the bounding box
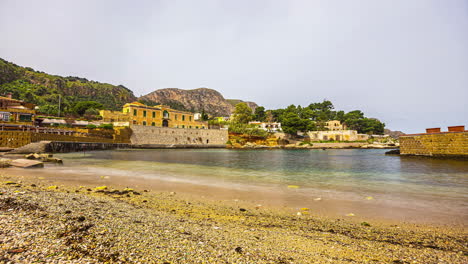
[234,247,243,253]
[385,149,400,155]
[239,208,247,212]
[41,157,63,164]
[77,216,86,222]
[4,181,17,185]
[10,159,44,168]
[9,141,51,154]
[139,88,258,116]
[94,186,108,192]
[25,153,41,159]
[0,158,12,168]
[0,147,14,152]
[361,222,371,226]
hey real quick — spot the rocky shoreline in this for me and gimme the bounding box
[1,173,466,263]
[229,141,398,150]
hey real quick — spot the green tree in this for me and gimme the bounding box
[254,106,266,121]
[73,101,104,116]
[232,103,253,124]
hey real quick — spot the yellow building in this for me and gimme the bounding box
[0,95,36,125]
[101,102,207,129]
[325,120,346,131]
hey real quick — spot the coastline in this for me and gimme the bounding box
[1,170,467,263]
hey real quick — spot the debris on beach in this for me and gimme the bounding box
[94,186,108,192]
[287,185,299,189]
[366,196,374,200]
[346,213,355,217]
[314,197,322,201]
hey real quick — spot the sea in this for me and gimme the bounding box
[21,149,468,224]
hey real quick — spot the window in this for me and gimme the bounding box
[143,121,147,126]
[143,110,147,117]
[152,112,155,118]
[189,116,192,121]
[133,109,137,116]
[182,115,185,121]
[196,126,198,129]
[182,125,185,128]
[175,114,178,120]
[163,110,169,119]
[151,122,155,126]
[189,126,192,129]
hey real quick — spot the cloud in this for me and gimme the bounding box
[1,0,467,133]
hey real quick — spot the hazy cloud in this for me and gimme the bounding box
[1,0,467,133]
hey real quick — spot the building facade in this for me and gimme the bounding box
[248,121,282,132]
[307,130,369,141]
[101,102,208,129]
[0,95,36,125]
[325,120,346,131]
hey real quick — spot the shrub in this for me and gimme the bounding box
[99,123,113,129]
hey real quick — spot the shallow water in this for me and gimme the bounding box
[24,149,468,223]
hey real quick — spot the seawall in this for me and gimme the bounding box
[399,131,468,158]
[130,125,228,147]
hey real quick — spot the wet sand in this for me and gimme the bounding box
[1,170,467,263]
[2,166,467,227]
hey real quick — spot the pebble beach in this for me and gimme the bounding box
[1,172,467,264]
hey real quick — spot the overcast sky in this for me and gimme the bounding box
[1,0,467,133]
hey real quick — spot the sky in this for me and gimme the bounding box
[0,0,467,133]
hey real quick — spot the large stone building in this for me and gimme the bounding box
[0,94,36,125]
[100,102,208,129]
[307,130,369,142]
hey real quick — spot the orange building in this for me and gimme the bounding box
[101,102,207,129]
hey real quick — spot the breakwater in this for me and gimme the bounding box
[400,128,467,158]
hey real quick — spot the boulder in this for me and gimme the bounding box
[10,159,44,168]
[0,158,12,168]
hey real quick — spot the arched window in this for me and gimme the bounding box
[163,110,169,119]
[142,121,147,126]
[151,122,155,126]
[182,115,185,121]
[152,112,156,118]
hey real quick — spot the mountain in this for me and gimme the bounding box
[384,129,405,139]
[0,58,137,115]
[139,88,258,116]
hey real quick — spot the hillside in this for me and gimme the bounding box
[139,88,258,116]
[0,58,136,115]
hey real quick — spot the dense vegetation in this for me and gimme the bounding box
[228,101,385,136]
[0,58,136,117]
[268,100,385,135]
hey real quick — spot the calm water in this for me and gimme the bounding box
[40,149,468,220]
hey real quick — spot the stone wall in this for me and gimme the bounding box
[400,131,468,157]
[130,125,228,147]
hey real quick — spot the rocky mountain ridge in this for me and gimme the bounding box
[139,88,257,116]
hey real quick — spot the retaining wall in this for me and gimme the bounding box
[130,126,228,147]
[399,131,468,158]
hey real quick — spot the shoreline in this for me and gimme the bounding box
[1,171,467,263]
[2,160,467,227]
